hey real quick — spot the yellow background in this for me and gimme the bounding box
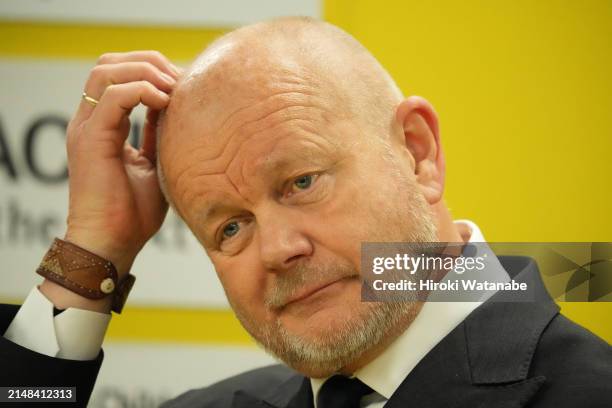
[1,0,610,344]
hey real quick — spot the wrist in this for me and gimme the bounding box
[63,229,137,279]
[37,237,138,314]
[39,280,113,314]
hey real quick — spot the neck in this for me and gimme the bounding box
[433,201,466,243]
[339,301,424,376]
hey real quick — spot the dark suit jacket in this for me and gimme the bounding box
[1,256,611,408]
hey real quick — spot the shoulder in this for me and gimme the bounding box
[529,312,612,407]
[0,303,20,332]
[161,364,300,408]
[536,312,611,372]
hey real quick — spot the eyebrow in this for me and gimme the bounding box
[196,142,339,233]
[196,201,238,232]
[260,144,334,175]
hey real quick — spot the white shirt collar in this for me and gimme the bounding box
[311,220,508,404]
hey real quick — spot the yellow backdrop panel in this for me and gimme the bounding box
[1,0,609,343]
[325,0,611,342]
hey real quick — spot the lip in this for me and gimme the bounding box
[282,276,352,308]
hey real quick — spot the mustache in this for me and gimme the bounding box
[265,260,359,309]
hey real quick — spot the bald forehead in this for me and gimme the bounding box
[161,22,359,161]
[157,17,404,210]
[164,48,340,159]
[173,24,350,112]
[172,17,401,110]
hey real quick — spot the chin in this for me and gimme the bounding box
[238,294,419,378]
[282,302,358,335]
[291,360,349,379]
[278,280,364,333]
[265,303,390,376]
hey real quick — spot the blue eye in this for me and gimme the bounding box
[293,174,313,190]
[222,221,240,239]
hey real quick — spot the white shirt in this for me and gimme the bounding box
[2,220,508,408]
[3,286,110,360]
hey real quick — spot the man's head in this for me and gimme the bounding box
[157,17,448,377]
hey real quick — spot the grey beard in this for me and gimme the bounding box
[259,299,419,377]
[232,169,438,377]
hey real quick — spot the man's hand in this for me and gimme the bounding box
[40,51,180,312]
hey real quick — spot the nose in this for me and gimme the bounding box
[257,206,313,272]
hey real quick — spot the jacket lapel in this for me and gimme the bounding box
[284,377,314,408]
[232,256,558,408]
[386,256,558,408]
[232,391,277,408]
[231,375,312,408]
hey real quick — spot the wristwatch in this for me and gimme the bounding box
[36,238,136,313]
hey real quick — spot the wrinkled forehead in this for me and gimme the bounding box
[156,64,360,217]
[159,47,350,171]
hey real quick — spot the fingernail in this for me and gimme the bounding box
[161,72,176,85]
[171,64,183,76]
[159,90,170,100]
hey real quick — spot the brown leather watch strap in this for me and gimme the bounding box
[36,238,135,313]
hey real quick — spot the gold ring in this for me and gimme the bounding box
[82,92,99,107]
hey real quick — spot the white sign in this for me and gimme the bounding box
[0,58,229,307]
[0,0,321,28]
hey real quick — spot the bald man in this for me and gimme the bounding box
[1,17,611,408]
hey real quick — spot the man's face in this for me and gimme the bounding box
[161,63,437,376]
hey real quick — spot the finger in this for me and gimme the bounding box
[97,50,181,79]
[85,81,170,148]
[141,108,161,163]
[69,50,180,133]
[74,62,176,125]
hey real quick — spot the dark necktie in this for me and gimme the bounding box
[317,375,374,408]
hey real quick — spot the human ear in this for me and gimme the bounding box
[395,96,446,204]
